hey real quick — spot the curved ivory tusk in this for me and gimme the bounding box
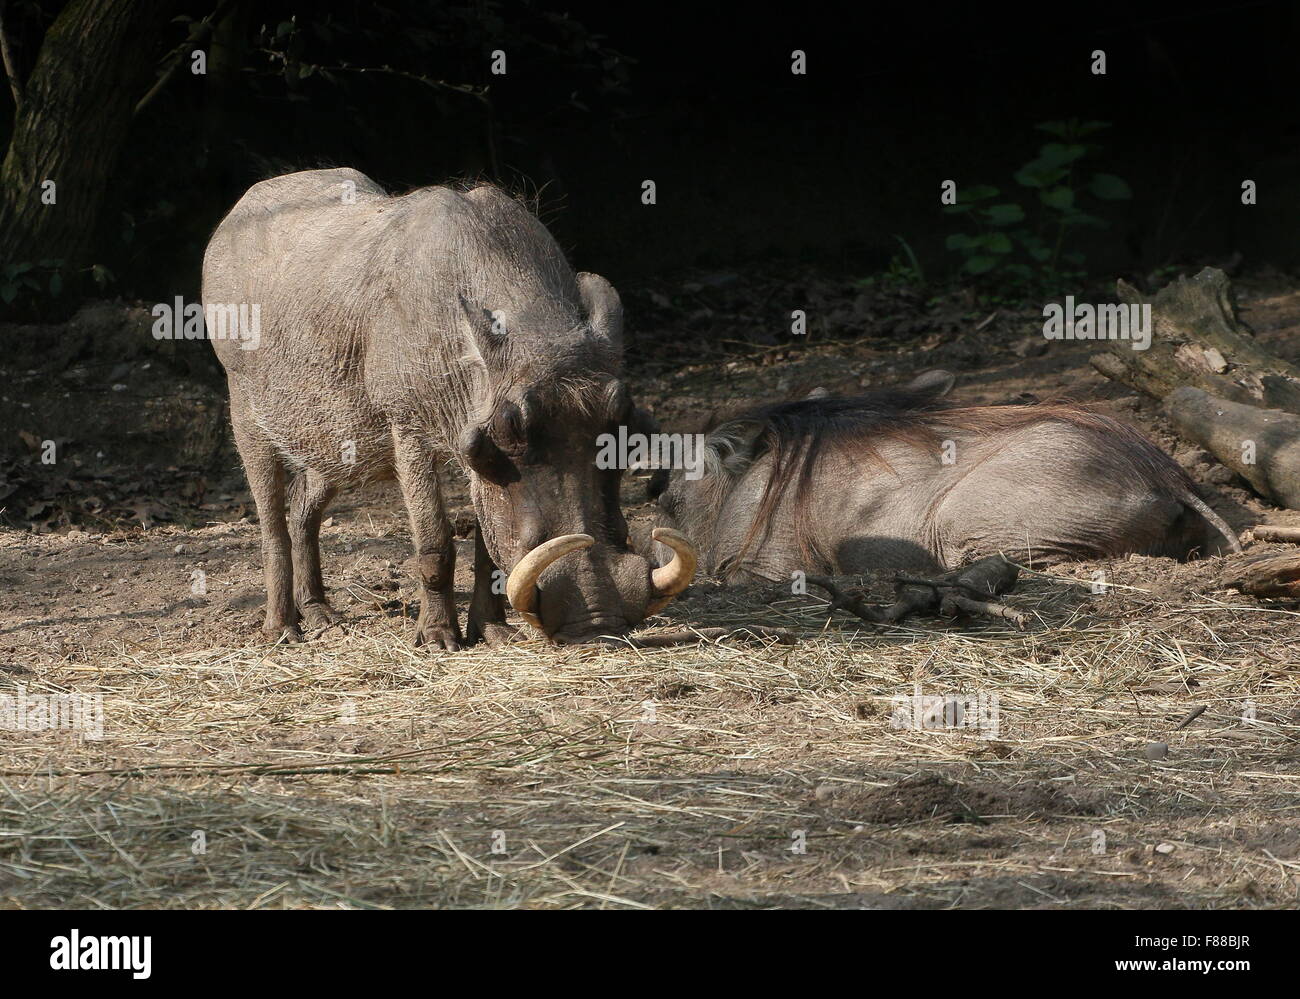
[646,527,698,615]
[506,534,595,633]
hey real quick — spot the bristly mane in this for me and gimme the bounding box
[709,390,1195,574]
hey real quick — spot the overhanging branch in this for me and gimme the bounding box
[0,0,23,111]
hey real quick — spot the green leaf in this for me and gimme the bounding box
[1062,211,1109,229]
[1034,121,1070,138]
[1040,186,1075,211]
[1014,163,1067,188]
[0,284,15,304]
[1027,245,1052,263]
[981,232,1013,253]
[958,183,1000,203]
[49,272,62,296]
[963,255,999,275]
[1036,143,1087,169]
[1088,173,1132,200]
[941,203,974,214]
[982,203,1025,225]
[945,233,976,250]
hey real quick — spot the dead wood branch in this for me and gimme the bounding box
[1248,525,1300,544]
[806,556,1027,629]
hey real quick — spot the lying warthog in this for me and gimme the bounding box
[648,372,1240,582]
[204,168,695,646]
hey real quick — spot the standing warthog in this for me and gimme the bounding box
[204,168,695,646]
[648,372,1240,582]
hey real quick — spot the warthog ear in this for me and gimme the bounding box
[906,369,956,399]
[711,418,765,476]
[603,379,633,426]
[457,294,503,367]
[577,272,623,349]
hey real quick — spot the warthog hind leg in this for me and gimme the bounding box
[288,468,340,632]
[231,390,300,642]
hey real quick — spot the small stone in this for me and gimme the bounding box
[174,544,186,554]
[1155,842,1176,855]
[1145,742,1169,760]
[1011,335,1048,358]
[814,783,836,802]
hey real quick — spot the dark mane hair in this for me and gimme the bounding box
[717,391,1192,573]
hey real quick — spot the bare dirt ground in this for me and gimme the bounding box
[2,270,1299,909]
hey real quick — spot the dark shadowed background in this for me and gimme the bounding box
[1,0,1297,316]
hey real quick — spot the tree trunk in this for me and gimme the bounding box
[0,0,174,271]
[1089,267,1300,413]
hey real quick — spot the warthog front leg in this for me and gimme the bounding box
[392,430,462,650]
[466,522,524,646]
[288,468,340,631]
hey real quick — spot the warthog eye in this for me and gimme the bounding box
[493,401,527,451]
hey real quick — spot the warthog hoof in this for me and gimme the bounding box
[298,601,342,631]
[467,621,528,647]
[262,621,302,644]
[413,621,463,651]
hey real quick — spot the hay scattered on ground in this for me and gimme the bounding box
[3,548,1298,909]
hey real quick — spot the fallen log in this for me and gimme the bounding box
[1222,549,1300,598]
[1090,267,1300,413]
[1163,387,1300,509]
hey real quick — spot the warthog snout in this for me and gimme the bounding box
[506,528,697,643]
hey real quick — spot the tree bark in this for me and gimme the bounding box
[0,0,175,270]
